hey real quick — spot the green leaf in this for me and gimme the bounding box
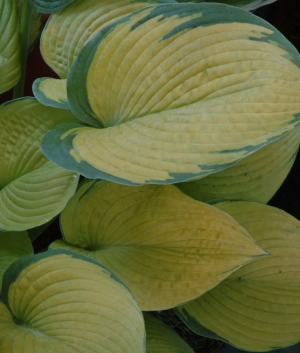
[175,0,277,11]
[175,201,300,352]
[0,231,33,292]
[144,313,194,353]
[40,0,175,78]
[0,54,7,66]
[0,0,20,94]
[0,249,145,353]
[0,98,79,231]
[16,0,43,51]
[28,0,76,13]
[33,78,69,109]
[42,3,300,185]
[50,179,266,310]
[176,125,300,204]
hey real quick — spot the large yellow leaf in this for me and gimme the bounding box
[176,125,300,203]
[50,179,266,310]
[0,98,79,231]
[0,249,145,353]
[42,3,300,185]
[175,201,300,352]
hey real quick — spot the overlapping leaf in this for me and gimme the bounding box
[50,179,266,310]
[0,98,79,231]
[0,231,33,292]
[175,201,300,352]
[144,313,194,352]
[0,0,20,94]
[42,3,300,185]
[176,125,300,203]
[33,78,69,109]
[175,0,277,11]
[0,249,145,353]
[40,0,175,78]
[28,0,76,13]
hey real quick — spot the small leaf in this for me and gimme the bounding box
[28,0,76,13]
[50,179,267,310]
[175,201,300,352]
[0,249,145,353]
[144,312,194,353]
[0,231,33,292]
[0,98,79,231]
[0,0,20,94]
[33,78,69,109]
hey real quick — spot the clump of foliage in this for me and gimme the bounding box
[1,0,300,352]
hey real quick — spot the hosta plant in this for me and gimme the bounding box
[2,0,300,352]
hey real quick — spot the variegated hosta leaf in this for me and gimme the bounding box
[0,98,79,231]
[33,77,69,109]
[175,201,300,352]
[28,0,76,13]
[16,0,43,50]
[41,0,175,78]
[49,179,267,310]
[0,231,33,292]
[144,313,194,353]
[0,0,20,94]
[0,249,145,353]
[175,0,278,12]
[42,3,300,185]
[176,125,300,204]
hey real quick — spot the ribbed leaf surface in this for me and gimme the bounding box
[175,202,300,352]
[0,98,79,231]
[0,231,33,292]
[144,313,194,353]
[0,0,20,94]
[176,125,300,203]
[50,180,266,310]
[40,0,173,78]
[0,249,145,353]
[42,3,300,185]
[33,78,69,109]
